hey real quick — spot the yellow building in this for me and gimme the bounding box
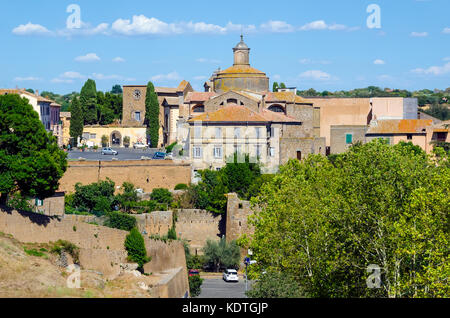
[81,124,147,148]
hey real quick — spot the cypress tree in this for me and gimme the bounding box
[273,82,279,92]
[69,97,84,146]
[145,81,160,148]
[80,79,98,125]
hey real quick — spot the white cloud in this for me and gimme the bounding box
[299,70,333,81]
[374,59,386,65]
[92,73,121,80]
[193,76,208,81]
[51,78,74,84]
[410,31,428,37]
[14,76,41,81]
[60,71,85,79]
[196,58,221,64]
[75,53,101,62]
[151,71,181,82]
[412,62,450,76]
[112,57,126,63]
[299,20,358,31]
[12,22,52,35]
[260,21,295,33]
[443,27,450,34]
[299,58,331,65]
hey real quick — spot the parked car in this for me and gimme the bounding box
[188,269,200,277]
[101,147,118,156]
[152,152,166,160]
[133,142,148,149]
[223,269,239,283]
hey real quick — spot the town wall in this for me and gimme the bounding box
[59,160,191,193]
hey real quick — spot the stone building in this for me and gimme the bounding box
[177,36,325,174]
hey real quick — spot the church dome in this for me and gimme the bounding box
[234,35,249,50]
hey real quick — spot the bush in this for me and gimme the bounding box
[165,142,177,153]
[189,275,204,298]
[124,228,151,270]
[123,136,131,148]
[202,238,240,272]
[174,183,188,190]
[72,179,116,214]
[246,270,304,298]
[24,247,46,257]
[150,188,173,204]
[51,240,80,264]
[104,212,137,231]
[101,135,108,147]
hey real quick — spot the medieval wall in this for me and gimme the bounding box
[225,193,254,243]
[59,160,191,193]
[0,208,189,298]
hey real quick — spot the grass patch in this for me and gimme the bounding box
[23,247,46,257]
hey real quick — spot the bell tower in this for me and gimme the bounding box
[233,35,250,66]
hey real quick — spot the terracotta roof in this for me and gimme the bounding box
[260,109,300,123]
[218,65,266,77]
[366,119,433,134]
[265,91,308,104]
[163,97,180,105]
[0,89,55,104]
[155,87,178,94]
[50,102,61,107]
[188,105,302,124]
[177,80,190,91]
[185,92,217,103]
[188,105,268,123]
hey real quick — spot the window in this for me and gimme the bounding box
[346,134,353,145]
[214,146,223,159]
[234,127,241,139]
[90,134,97,139]
[268,105,285,114]
[193,147,202,158]
[269,147,275,157]
[215,127,222,139]
[194,127,202,138]
[134,112,141,121]
[193,105,205,113]
[234,144,242,154]
[255,145,262,158]
[255,127,261,139]
[407,134,413,140]
[35,198,43,207]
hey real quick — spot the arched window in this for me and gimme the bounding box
[227,98,238,105]
[192,105,205,113]
[268,105,285,114]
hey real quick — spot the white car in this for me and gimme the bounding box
[223,269,239,282]
[101,147,118,156]
[133,142,148,149]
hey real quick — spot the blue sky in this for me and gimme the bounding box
[0,0,449,94]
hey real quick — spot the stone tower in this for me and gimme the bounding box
[233,35,250,66]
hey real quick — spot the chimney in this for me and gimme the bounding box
[36,89,39,96]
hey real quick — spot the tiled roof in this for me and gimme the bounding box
[188,105,268,123]
[163,97,180,105]
[188,105,301,124]
[177,80,190,91]
[0,89,56,104]
[155,87,178,94]
[366,119,433,134]
[218,65,266,77]
[185,92,217,103]
[265,91,308,104]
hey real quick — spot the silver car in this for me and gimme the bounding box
[101,147,118,155]
[223,269,239,283]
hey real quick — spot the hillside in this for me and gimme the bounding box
[0,232,160,298]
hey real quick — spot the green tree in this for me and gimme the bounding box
[69,97,83,146]
[80,79,98,125]
[246,270,304,298]
[272,82,279,92]
[189,275,204,298]
[145,82,160,148]
[279,82,287,89]
[111,84,123,94]
[72,179,116,214]
[221,154,261,200]
[124,228,151,271]
[105,212,137,231]
[0,94,67,204]
[150,188,173,204]
[202,238,241,272]
[248,140,448,298]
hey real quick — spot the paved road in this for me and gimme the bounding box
[198,278,253,298]
[67,147,160,161]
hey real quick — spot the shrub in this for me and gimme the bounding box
[189,275,204,298]
[51,240,80,264]
[150,188,173,204]
[104,212,137,231]
[166,142,177,153]
[124,228,151,270]
[72,179,116,214]
[174,183,188,190]
[101,135,108,147]
[246,270,304,298]
[24,247,46,257]
[123,136,131,148]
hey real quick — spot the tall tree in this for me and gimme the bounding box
[0,94,67,204]
[111,84,123,94]
[272,82,279,92]
[80,79,98,125]
[69,97,84,146]
[145,81,160,148]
